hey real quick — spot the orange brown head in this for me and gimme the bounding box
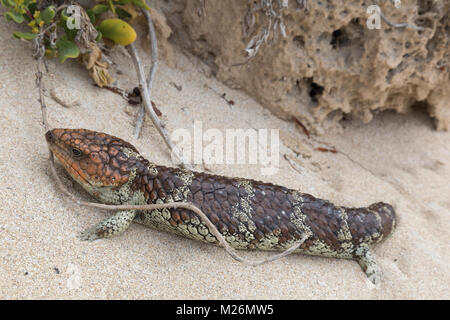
[45,128,144,191]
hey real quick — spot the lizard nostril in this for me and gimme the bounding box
[45,130,54,143]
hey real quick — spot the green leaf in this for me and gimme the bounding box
[108,0,116,14]
[13,31,37,40]
[41,5,56,23]
[5,11,24,23]
[28,1,37,13]
[60,10,78,41]
[56,39,79,63]
[95,30,102,42]
[114,0,131,5]
[88,4,110,22]
[64,26,78,41]
[131,0,150,10]
[91,4,109,15]
[60,8,69,21]
[115,7,131,20]
[86,9,96,23]
[1,0,14,7]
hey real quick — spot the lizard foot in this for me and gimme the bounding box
[355,244,381,284]
[78,227,102,241]
[77,210,137,241]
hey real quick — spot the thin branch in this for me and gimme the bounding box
[144,8,158,96]
[127,43,191,169]
[283,154,303,174]
[134,6,159,138]
[33,22,53,131]
[48,151,310,266]
[134,106,146,137]
[36,60,50,131]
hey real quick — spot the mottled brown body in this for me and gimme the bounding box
[46,128,396,283]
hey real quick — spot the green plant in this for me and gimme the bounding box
[1,0,149,86]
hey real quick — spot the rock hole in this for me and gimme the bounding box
[293,35,305,48]
[306,78,324,103]
[296,79,301,94]
[330,28,350,49]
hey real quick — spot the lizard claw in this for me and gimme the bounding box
[78,227,101,241]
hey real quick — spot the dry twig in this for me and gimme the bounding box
[127,43,190,169]
[36,59,49,131]
[33,23,55,132]
[283,154,303,174]
[244,0,289,58]
[134,6,159,138]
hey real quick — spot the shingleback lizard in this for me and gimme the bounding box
[45,128,396,283]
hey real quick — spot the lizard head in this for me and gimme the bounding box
[45,128,143,191]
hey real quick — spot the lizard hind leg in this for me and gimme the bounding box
[79,210,136,241]
[354,243,381,284]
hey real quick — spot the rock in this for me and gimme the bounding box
[162,0,449,133]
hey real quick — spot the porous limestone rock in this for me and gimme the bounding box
[159,0,449,133]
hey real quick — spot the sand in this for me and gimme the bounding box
[0,16,449,299]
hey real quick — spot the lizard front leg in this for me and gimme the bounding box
[79,210,136,241]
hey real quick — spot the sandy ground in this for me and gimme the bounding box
[0,16,449,299]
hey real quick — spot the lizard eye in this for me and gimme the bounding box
[71,148,82,157]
